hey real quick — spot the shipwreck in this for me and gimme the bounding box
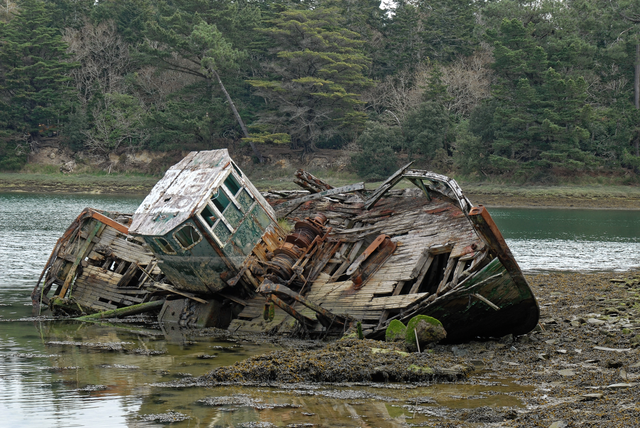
[33,149,539,342]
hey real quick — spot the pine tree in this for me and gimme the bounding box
[247,6,372,152]
[0,0,77,140]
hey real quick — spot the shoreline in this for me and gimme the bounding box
[2,172,640,209]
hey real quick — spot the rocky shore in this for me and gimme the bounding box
[150,271,640,427]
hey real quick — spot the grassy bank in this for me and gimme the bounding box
[0,171,161,195]
[2,169,640,209]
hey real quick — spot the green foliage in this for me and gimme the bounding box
[84,93,148,155]
[248,6,372,152]
[0,0,78,139]
[0,139,28,171]
[351,122,401,180]
[0,0,638,181]
[404,101,449,159]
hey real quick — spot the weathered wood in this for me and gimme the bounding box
[293,169,334,193]
[364,162,414,210]
[74,300,165,320]
[409,254,434,294]
[59,221,105,299]
[275,182,366,217]
[150,282,208,304]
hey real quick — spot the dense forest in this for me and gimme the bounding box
[1,0,640,182]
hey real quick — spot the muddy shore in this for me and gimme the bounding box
[158,270,640,427]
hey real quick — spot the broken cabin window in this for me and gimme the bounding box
[173,224,202,250]
[231,161,243,177]
[201,204,217,228]
[154,237,176,254]
[224,173,241,196]
[211,188,230,212]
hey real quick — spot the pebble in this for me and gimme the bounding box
[549,421,567,428]
[593,346,632,352]
[606,383,635,389]
[587,318,606,326]
[557,369,576,376]
[580,393,603,401]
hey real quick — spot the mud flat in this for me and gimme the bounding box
[156,270,640,427]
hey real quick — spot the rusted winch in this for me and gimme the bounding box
[266,213,327,281]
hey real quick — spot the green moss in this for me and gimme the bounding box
[408,364,434,375]
[385,319,407,342]
[371,348,410,357]
[405,315,443,347]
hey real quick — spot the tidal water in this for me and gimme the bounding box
[0,192,638,427]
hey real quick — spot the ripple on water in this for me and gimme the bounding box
[508,238,640,272]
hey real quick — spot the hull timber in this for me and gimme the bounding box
[32,208,164,315]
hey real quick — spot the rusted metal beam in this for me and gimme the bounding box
[346,234,390,275]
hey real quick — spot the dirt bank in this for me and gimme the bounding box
[3,172,640,209]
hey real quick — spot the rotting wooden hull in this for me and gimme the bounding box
[34,156,539,343]
[248,168,540,342]
[31,208,164,316]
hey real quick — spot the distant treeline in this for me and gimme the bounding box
[1,0,639,181]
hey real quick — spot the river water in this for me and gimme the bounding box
[1,193,638,427]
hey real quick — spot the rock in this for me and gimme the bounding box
[549,421,568,428]
[557,369,576,376]
[451,346,468,357]
[606,383,635,389]
[385,320,406,342]
[556,349,567,354]
[499,334,514,344]
[604,360,623,368]
[60,160,76,174]
[414,320,446,346]
[587,318,606,326]
[537,353,550,360]
[593,346,632,352]
[404,315,446,351]
[604,307,619,315]
[581,393,603,401]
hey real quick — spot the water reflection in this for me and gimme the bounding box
[2,193,638,426]
[490,208,640,272]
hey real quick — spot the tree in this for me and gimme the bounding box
[484,19,592,174]
[609,0,640,156]
[382,0,477,74]
[247,7,372,153]
[63,20,132,105]
[141,0,264,161]
[0,0,77,142]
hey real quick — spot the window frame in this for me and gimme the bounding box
[172,223,203,251]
